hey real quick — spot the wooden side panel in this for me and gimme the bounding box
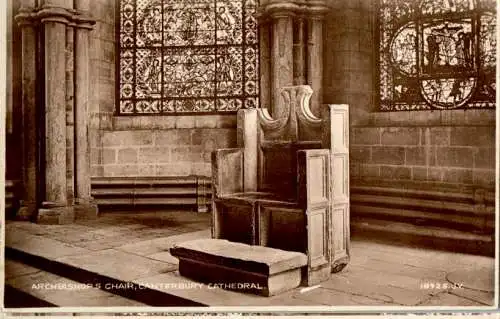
[237,109,259,192]
[308,208,328,267]
[259,143,296,198]
[332,205,348,257]
[258,205,305,253]
[328,104,350,267]
[211,148,244,239]
[212,148,244,197]
[217,202,256,245]
[298,149,332,285]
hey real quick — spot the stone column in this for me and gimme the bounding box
[293,17,306,85]
[307,15,324,117]
[270,13,294,120]
[15,1,38,220]
[259,20,271,109]
[257,0,327,117]
[66,25,75,204]
[74,0,98,218]
[37,3,74,223]
[6,0,13,136]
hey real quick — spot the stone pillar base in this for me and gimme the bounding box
[74,198,99,220]
[197,205,209,213]
[37,202,75,225]
[16,201,37,221]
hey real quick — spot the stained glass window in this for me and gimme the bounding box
[379,0,496,111]
[118,0,259,114]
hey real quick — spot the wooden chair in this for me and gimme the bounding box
[211,85,350,286]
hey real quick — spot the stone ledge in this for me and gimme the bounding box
[171,239,307,275]
[112,115,237,130]
[170,239,308,296]
[366,109,495,127]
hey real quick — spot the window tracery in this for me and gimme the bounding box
[118,0,259,114]
[379,0,496,111]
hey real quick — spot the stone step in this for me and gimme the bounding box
[351,194,493,217]
[91,176,210,187]
[351,185,495,205]
[94,197,198,206]
[170,239,308,297]
[5,259,147,307]
[91,187,210,197]
[351,217,494,256]
[351,204,495,232]
[5,246,205,307]
[351,179,495,199]
[91,176,211,211]
[350,184,495,255]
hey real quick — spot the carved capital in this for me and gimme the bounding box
[256,0,329,22]
[15,6,36,27]
[37,5,74,24]
[305,0,330,18]
[15,5,96,29]
[258,85,319,135]
[258,105,289,132]
[294,85,322,129]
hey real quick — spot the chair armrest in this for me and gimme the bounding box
[212,148,244,197]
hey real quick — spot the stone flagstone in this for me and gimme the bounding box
[5,260,41,280]
[418,292,483,306]
[7,229,91,259]
[4,217,494,307]
[320,273,432,306]
[116,229,210,256]
[6,260,146,307]
[56,249,177,281]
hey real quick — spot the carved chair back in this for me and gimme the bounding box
[212,85,350,285]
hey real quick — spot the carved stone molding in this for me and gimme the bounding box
[256,0,329,21]
[258,85,321,139]
[14,6,36,27]
[295,87,322,129]
[257,0,328,118]
[15,5,96,29]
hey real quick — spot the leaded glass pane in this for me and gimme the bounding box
[379,0,496,111]
[118,0,259,114]
[163,47,216,97]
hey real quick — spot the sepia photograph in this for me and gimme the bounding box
[1,0,498,315]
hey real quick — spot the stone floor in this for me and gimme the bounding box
[4,211,496,309]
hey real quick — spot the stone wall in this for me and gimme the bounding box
[89,0,115,176]
[89,0,237,178]
[350,115,496,190]
[324,0,375,125]
[95,116,236,177]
